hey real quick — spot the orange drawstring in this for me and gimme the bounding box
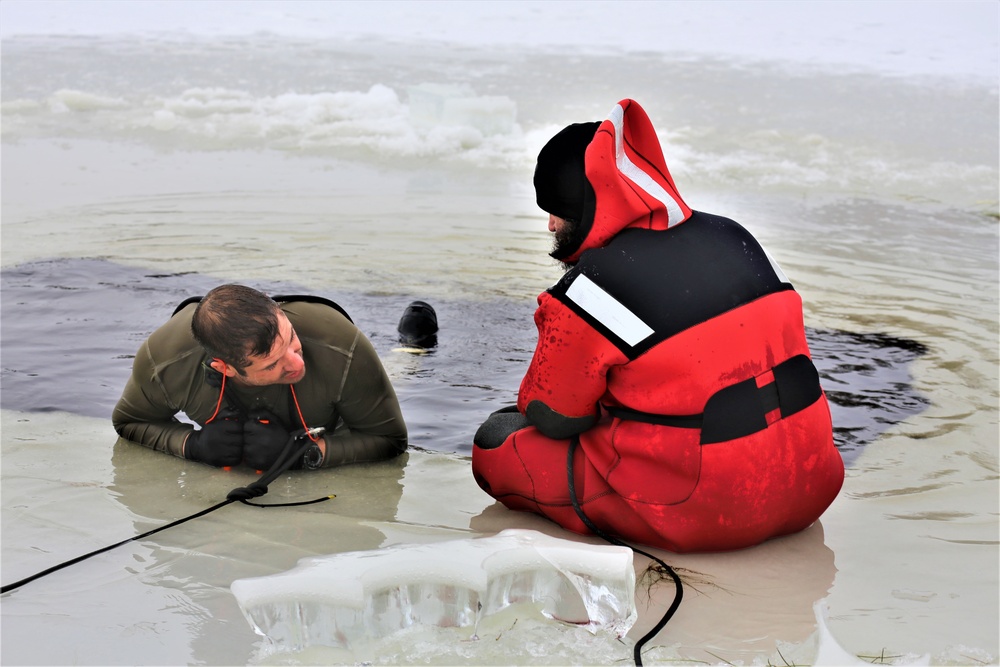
[205,360,228,423]
[290,384,321,442]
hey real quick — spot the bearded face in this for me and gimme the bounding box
[551,216,586,270]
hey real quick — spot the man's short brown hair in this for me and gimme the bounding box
[191,284,281,372]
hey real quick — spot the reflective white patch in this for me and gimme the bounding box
[761,245,790,284]
[565,274,654,346]
[609,103,686,226]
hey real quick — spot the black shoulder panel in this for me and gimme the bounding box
[271,294,354,324]
[171,296,202,317]
[171,293,353,323]
[548,211,793,359]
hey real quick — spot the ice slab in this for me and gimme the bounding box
[407,83,517,136]
[230,529,636,657]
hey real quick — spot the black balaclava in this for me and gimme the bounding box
[533,121,600,261]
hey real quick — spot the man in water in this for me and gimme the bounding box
[113,284,409,471]
[471,99,844,552]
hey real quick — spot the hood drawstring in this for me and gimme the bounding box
[289,385,321,443]
[205,360,229,423]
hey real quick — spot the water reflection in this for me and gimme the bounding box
[108,435,406,554]
[633,521,837,664]
[108,435,407,663]
[0,408,414,666]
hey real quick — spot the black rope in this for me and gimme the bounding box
[566,437,683,667]
[1,430,332,595]
[225,428,315,501]
[0,498,236,594]
[241,496,333,508]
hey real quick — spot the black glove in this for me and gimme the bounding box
[474,405,530,450]
[243,410,293,471]
[185,408,244,467]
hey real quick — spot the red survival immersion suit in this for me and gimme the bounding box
[471,99,844,553]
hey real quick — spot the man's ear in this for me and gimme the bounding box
[209,358,237,377]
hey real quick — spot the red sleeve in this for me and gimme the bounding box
[517,292,627,422]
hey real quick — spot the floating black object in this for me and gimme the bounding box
[397,300,438,348]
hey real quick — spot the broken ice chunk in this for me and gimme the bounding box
[230,529,636,656]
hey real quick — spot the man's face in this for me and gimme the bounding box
[549,213,577,266]
[235,312,306,386]
[548,213,569,236]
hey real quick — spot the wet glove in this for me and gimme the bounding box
[243,410,293,471]
[184,408,244,467]
[474,404,530,450]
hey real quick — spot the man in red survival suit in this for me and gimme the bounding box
[471,99,844,553]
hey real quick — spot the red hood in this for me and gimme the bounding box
[563,99,692,264]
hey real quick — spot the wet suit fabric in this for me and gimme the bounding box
[113,300,407,468]
[471,99,844,552]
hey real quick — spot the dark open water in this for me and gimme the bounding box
[1,256,929,466]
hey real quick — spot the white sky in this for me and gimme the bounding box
[1,1,997,80]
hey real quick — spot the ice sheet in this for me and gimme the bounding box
[230,529,636,659]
